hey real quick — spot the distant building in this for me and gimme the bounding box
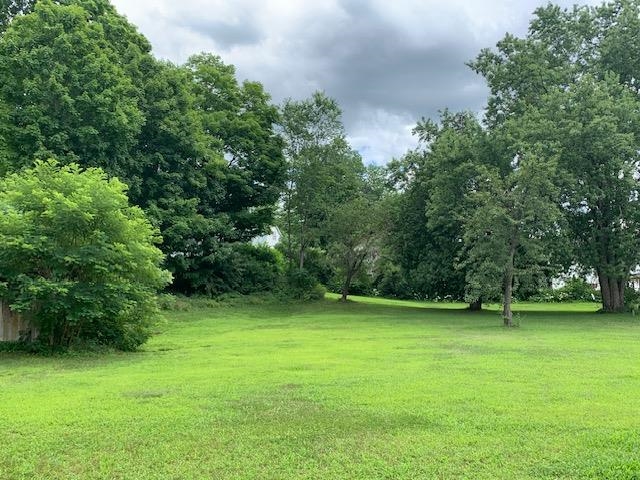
[0,300,36,342]
[251,226,281,248]
[629,267,640,291]
[553,265,640,291]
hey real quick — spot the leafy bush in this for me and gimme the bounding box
[300,247,334,286]
[283,268,326,301]
[173,243,284,296]
[0,161,171,351]
[375,264,411,299]
[625,286,640,313]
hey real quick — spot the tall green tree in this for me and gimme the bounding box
[0,0,147,177]
[186,53,285,241]
[129,60,227,294]
[0,1,286,296]
[327,171,386,301]
[279,92,364,271]
[460,147,561,326]
[387,111,494,307]
[519,74,640,312]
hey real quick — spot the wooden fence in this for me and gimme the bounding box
[0,300,36,342]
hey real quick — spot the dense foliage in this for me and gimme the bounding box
[0,161,170,350]
[0,0,285,296]
[469,0,640,312]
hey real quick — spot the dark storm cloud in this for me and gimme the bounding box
[321,0,486,121]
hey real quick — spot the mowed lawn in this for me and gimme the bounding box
[1,297,639,479]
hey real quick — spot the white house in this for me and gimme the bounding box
[251,226,282,248]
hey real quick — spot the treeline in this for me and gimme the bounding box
[384,0,640,322]
[278,0,640,323]
[1,0,640,339]
[0,0,382,319]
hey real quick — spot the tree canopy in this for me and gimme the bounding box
[0,0,286,296]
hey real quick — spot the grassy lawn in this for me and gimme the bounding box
[1,296,639,479]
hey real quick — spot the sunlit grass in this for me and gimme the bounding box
[1,296,638,479]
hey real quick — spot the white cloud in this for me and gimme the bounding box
[348,108,418,165]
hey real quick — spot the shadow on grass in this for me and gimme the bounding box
[0,346,153,370]
[323,295,633,324]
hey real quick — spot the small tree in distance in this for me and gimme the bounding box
[0,160,171,350]
[327,196,379,302]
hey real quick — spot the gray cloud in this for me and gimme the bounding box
[179,18,264,49]
[111,0,602,164]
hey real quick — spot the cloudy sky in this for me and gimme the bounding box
[110,0,600,164]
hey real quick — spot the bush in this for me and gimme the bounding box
[173,243,284,296]
[301,247,334,286]
[0,161,171,351]
[375,264,411,299]
[283,268,326,301]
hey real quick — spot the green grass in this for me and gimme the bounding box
[1,297,639,479]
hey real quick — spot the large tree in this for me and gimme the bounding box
[0,1,286,296]
[0,0,146,177]
[186,53,285,242]
[469,0,640,312]
[327,195,378,301]
[387,111,495,308]
[460,146,561,326]
[518,74,640,312]
[128,60,226,294]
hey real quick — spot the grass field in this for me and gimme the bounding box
[1,296,639,479]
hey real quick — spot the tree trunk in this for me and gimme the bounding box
[341,269,355,302]
[503,272,513,327]
[298,220,305,270]
[286,191,293,270]
[468,298,482,311]
[598,270,626,312]
[503,237,517,327]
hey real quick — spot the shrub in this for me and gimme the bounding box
[375,264,411,299]
[0,161,171,351]
[283,268,326,301]
[173,243,284,296]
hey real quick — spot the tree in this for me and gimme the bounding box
[519,74,640,312]
[0,0,146,177]
[0,2,286,296]
[387,111,493,308]
[0,161,171,350]
[469,0,640,312]
[127,59,227,295]
[460,148,561,326]
[279,92,364,271]
[327,194,380,301]
[186,53,285,242]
